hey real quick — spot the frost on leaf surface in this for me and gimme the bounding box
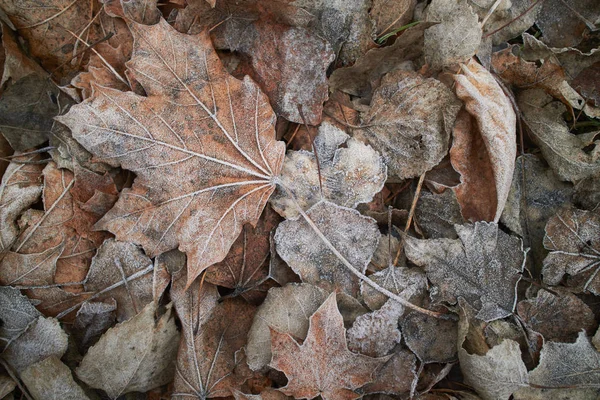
[405,222,525,321]
[57,18,286,287]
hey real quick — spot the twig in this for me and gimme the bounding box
[483,0,545,39]
[393,173,425,267]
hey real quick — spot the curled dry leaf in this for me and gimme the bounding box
[21,356,90,400]
[355,69,461,180]
[453,59,517,223]
[542,207,600,294]
[246,283,327,371]
[517,289,596,342]
[424,0,482,71]
[405,222,525,321]
[275,201,380,297]
[270,293,389,400]
[76,302,179,399]
[1,316,68,373]
[73,299,117,352]
[518,89,600,182]
[171,273,256,399]
[270,121,386,219]
[57,19,286,288]
[0,155,43,252]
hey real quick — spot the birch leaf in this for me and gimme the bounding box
[57,18,286,288]
[21,356,90,400]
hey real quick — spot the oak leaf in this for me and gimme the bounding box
[269,293,388,400]
[58,19,286,288]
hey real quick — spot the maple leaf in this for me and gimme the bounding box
[58,18,286,287]
[269,293,388,400]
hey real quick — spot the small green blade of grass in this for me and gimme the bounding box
[376,21,422,45]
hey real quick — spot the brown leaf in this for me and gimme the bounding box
[469,0,541,45]
[401,311,458,363]
[573,61,600,107]
[102,0,161,24]
[542,207,600,294]
[356,69,461,180]
[424,0,482,71]
[347,300,403,357]
[274,201,380,297]
[405,222,525,321]
[517,289,596,342]
[0,154,43,252]
[171,272,256,399]
[246,283,327,371]
[536,0,600,48]
[21,356,90,400]
[360,266,427,311]
[0,286,42,347]
[370,0,416,38]
[269,293,388,400]
[76,302,179,399]
[360,349,416,396]
[453,59,517,222]
[57,19,286,288]
[270,121,386,219]
[73,299,117,352]
[414,189,465,239]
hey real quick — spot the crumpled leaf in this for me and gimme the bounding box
[83,239,153,322]
[468,0,541,45]
[355,69,461,180]
[453,59,517,223]
[0,155,43,252]
[171,272,255,398]
[270,293,388,400]
[235,20,334,125]
[574,176,600,210]
[275,201,379,297]
[519,89,600,182]
[517,289,595,342]
[542,207,600,294]
[501,154,573,275]
[572,61,600,107]
[536,0,600,48]
[347,300,403,357]
[246,283,327,371]
[73,299,117,352]
[458,301,529,400]
[529,331,600,389]
[270,121,386,219]
[1,316,68,373]
[405,222,525,321]
[0,286,41,347]
[401,311,458,363]
[76,302,179,399]
[21,356,90,400]
[424,0,482,71]
[57,19,285,288]
[0,375,16,399]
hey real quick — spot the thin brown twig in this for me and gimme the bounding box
[483,0,545,39]
[393,173,426,267]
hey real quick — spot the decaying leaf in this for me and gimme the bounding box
[270,293,388,400]
[360,349,416,396]
[73,299,117,352]
[246,283,327,371]
[270,121,386,219]
[275,201,379,297]
[171,273,255,398]
[21,356,90,400]
[0,375,16,399]
[0,286,41,347]
[424,0,482,70]
[355,69,461,180]
[414,188,465,239]
[360,266,427,311]
[401,311,458,363]
[536,0,600,48]
[76,302,179,399]
[405,222,525,321]
[453,59,517,222]
[469,0,541,45]
[542,207,600,294]
[2,316,68,373]
[57,19,286,288]
[370,0,416,38]
[347,300,403,357]
[518,89,600,182]
[517,289,595,342]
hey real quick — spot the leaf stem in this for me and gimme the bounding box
[275,179,454,320]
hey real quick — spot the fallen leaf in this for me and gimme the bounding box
[469,0,541,45]
[171,272,256,398]
[270,293,388,400]
[360,266,427,311]
[518,89,600,182]
[0,375,16,399]
[275,201,380,297]
[536,0,600,48]
[73,299,117,352]
[414,188,465,239]
[102,0,161,24]
[355,69,461,180]
[76,302,179,399]
[2,316,68,373]
[360,349,416,396]
[572,61,600,107]
[401,311,458,363]
[21,356,90,400]
[84,239,153,321]
[517,289,595,342]
[270,121,387,219]
[0,286,42,347]
[246,283,327,371]
[574,176,600,210]
[542,207,600,294]
[424,0,482,71]
[453,59,517,222]
[57,19,286,288]
[347,299,403,357]
[405,222,525,321]
[371,0,416,38]
[0,154,43,252]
